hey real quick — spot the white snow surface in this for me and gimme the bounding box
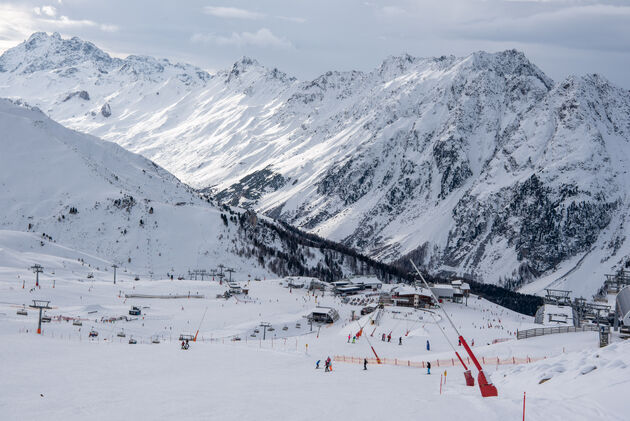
[1,252,628,420]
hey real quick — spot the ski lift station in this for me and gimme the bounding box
[227,282,248,295]
[534,304,577,326]
[308,306,339,324]
[617,285,630,326]
[285,277,317,289]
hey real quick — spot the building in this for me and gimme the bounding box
[309,307,340,324]
[346,275,382,291]
[335,285,363,296]
[228,282,248,295]
[286,277,310,289]
[333,276,383,295]
[391,286,433,308]
[534,304,577,326]
[617,285,630,326]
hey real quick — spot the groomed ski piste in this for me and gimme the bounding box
[1,236,629,421]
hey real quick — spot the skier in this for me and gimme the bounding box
[444,370,447,384]
[185,339,190,350]
[363,358,368,370]
[181,340,186,350]
[382,333,386,342]
[352,336,356,343]
[426,340,430,351]
[316,360,320,369]
[427,361,431,375]
[348,333,351,343]
[387,333,391,342]
[399,337,402,346]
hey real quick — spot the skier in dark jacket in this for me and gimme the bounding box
[363,358,368,370]
[427,361,431,375]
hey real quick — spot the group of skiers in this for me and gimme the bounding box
[378,333,409,346]
[315,357,333,372]
[180,339,190,350]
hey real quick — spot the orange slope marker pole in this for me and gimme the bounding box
[193,307,208,342]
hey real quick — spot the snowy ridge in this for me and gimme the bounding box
[2,33,630,296]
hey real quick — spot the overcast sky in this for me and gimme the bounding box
[1,0,629,87]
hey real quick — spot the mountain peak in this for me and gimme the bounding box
[1,31,116,74]
[466,49,554,88]
[225,56,293,83]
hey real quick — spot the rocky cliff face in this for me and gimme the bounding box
[2,33,630,295]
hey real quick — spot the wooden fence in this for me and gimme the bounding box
[516,325,598,340]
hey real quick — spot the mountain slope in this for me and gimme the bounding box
[0,98,407,283]
[2,32,630,296]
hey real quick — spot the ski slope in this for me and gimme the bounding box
[1,251,628,420]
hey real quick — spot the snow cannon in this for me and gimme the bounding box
[459,336,498,397]
[454,351,475,386]
[477,371,498,397]
[464,370,475,387]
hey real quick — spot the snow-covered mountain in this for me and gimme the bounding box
[2,32,630,296]
[0,98,402,282]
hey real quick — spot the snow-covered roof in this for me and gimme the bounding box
[332,281,351,286]
[311,306,337,315]
[431,284,455,297]
[336,286,362,292]
[392,286,431,296]
[346,275,382,285]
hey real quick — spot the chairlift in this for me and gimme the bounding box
[41,315,52,323]
[282,326,289,331]
[232,336,241,341]
[73,319,82,326]
[295,323,302,328]
[117,330,126,338]
[128,337,137,344]
[254,328,260,333]
[16,308,28,316]
[267,327,275,332]
[88,329,99,337]
[250,333,256,337]
[151,337,160,344]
